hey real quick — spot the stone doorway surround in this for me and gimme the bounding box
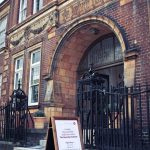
[45,15,138,117]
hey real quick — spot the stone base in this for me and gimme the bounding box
[0,141,13,150]
[26,128,47,147]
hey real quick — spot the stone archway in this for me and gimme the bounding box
[49,16,127,116]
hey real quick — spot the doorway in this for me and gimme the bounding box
[78,33,123,88]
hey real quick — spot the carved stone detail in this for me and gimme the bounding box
[49,9,59,27]
[9,10,59,48]
[10,31,24,47]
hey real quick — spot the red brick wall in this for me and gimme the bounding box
[48,1,150,111]
[10,0,19,27]
[52,0,149,83]
[5,0,150,114]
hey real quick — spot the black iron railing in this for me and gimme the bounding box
[0,85,33,144]
[77,69,150,150]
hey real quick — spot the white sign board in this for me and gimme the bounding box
[55,120,82,150]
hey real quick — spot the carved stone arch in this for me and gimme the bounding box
[49,16,127,78]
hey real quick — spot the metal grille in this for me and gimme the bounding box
[78,34,123,72]
[0,84,33,144]
[77,69,150,150]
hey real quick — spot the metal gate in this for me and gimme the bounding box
[0,84,31,143]
[77,69,150,150]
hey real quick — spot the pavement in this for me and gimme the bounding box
[13,140,46,150]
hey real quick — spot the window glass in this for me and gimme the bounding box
[33,0,43,14]
[31,66,40,85]
[14,57,23,89]
[31,85,39,103]
[115,37,122,61]
[0,0,4,4]
[0,16,7,48]
[19,0,27,23]
[78,35,123,71]
[32,51,40,64]
[29,49,41,105]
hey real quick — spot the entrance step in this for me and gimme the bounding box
[13,140,46,150]
[14,145,45,150]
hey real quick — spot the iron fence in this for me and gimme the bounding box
[0,85,33,144]
[77,70,150,150]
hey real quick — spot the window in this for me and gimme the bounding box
[29,49,41,105]
[19,0,27,23]
[14,57,23,89]
[78,34,123,71]
[0,74,2,98]
[0,0,4,4]
[33,0,43,14]
[0,16,7,48]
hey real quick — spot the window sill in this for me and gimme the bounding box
[28,104,40,109]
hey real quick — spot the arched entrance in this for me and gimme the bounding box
[49,16,126,149]
[77,31,124,149]
[50,16,126,112]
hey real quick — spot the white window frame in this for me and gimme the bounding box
[19,0,27,23]
[0,15,7,48]
[28,49,41,106]
[0,74,2,98]
[14,56,24,89]
[33,0,43,14]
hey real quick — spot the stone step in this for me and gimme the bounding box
[14,145,45,150]
[13,140,46,150]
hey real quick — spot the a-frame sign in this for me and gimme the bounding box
[45,116,84,150]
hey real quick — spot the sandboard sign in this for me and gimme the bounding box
[45,117,84,150]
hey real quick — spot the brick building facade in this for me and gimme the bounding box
[0,0,149,148]
[3,0,149,116]
[0,0,149,131]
